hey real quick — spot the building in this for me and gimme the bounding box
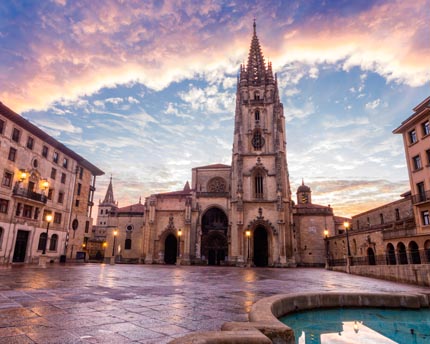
[97,23,344,267]
[0,102,104,264]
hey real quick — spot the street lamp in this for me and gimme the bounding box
[42,214,53,255]
[177,229,182,259]
[344,221,351,257]
[245,229,251,264]
[323,229,329,259]
[112,229,118,257]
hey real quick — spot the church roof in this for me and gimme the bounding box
[193,163,230,170]
[297,179,311,193]
[155,181,193,197]
[117,202,145,214]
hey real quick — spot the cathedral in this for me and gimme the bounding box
[92,23,347,267]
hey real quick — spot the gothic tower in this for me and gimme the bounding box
[97,176,118,227]
[230,22,294,266]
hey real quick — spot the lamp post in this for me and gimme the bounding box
[344,221,351,257]
[245,229,251,266]
[42,214,53,255]
[177,229,182,265]
[323,229,329,269]
[112,230,118,257]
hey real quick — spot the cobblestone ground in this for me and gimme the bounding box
[0,264,428,343]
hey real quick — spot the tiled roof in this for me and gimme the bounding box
[117,203,145,213]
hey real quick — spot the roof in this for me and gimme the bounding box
[0,102,104,176]
[297,179,311,193]
[393,96,430,134]
[193,163,231,170]
[117,202,145,214]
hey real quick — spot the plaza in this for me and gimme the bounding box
[0,264,428,343]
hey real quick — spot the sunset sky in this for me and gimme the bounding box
[1,0,429,217]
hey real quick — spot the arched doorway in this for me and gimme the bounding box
[253,226,268,267]
[201,207,228,265]
[409,241,421,264]
[425,240,430,263]
[164,234,177,264]
[397,242,408,265]
[367,247,376,265]
[386,243,396,265]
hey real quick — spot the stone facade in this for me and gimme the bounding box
[0,102,103,264]
[96,24,344,267]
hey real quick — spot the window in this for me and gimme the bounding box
[48,188,53,200]
[63,158,68,169]
[54,212,62,224]
[252,130,264,150]
[78,167,83,179]
[50,168,56,179]
[61,173,66,184]
[15,203,22,216]
[422,121,430,136]
[395,208,400,221]
[77,183,82,195]
[49,234,58,251]
[422,210,430,226]
[0,119,4,134]
[23,205,33,218]
[125,239,132,250]
[58,192,64,204]
[0,227,3,249]
[126,224,134,231]
[417,182,426,202]
[380,213,384,224]
[8,147,17,161]
[42,145,48,157]
[11,128,20,142]
[85,221,89,233]
[26,136,34,150]
[53,152,59,163]
[255,110,260,121]
[2,171,13,187]
[412,155,422,170]
[254,92,260,100]
[37,233,47,251]
[34,208,40,220]
[75,199,80,207]
[0,199,9,214]
[409,129,417,144]
[255,173,264,199]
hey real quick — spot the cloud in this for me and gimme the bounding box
[365,99,381,110]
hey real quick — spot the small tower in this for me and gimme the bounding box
[297,179,312,204]
[97,176,118,227]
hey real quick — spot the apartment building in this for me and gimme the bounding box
[0,102,103,264]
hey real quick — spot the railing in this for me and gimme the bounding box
[412,191,430,204]
[12,186,47,204]
[328,249,430,267]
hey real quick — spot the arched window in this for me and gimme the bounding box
[38,232,47,251]
[0,227,3,249]
[254,92,260,100]
[255,110,260,121]
[125,239,132,250]
[252,130,264,150]
[386,243,396,265]
[409,241,421,264]
[49,234,58,251]
[397,242,408,264]
[255,173,264,199]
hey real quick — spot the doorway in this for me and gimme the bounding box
[164,234,177,264]
[253,226,268,267]
[13,230,29,262]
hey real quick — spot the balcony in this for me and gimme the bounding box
[13,186,48,204]
[412,190,430,204]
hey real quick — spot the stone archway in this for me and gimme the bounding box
[253,226,268,267]
[367,247,376,265]
[201,207,228,265]
[164,234,177,264]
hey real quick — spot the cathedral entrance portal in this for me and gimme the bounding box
[164,234,177,264]
[253,226,268,267]
[201,207,228,266]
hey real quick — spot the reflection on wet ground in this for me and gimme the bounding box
[0,264,427,343]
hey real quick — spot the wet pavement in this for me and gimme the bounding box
[0,264,428,343]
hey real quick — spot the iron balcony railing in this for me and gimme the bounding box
[412,190,430,204]
[13,186,48,204]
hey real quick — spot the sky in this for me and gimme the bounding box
[1,0,429,217]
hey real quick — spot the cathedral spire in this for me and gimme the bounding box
[246,20,266,85]
[102,176,115,205]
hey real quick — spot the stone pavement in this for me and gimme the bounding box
[0,264,428,344]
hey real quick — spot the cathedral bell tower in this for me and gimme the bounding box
[229,22,294,266]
